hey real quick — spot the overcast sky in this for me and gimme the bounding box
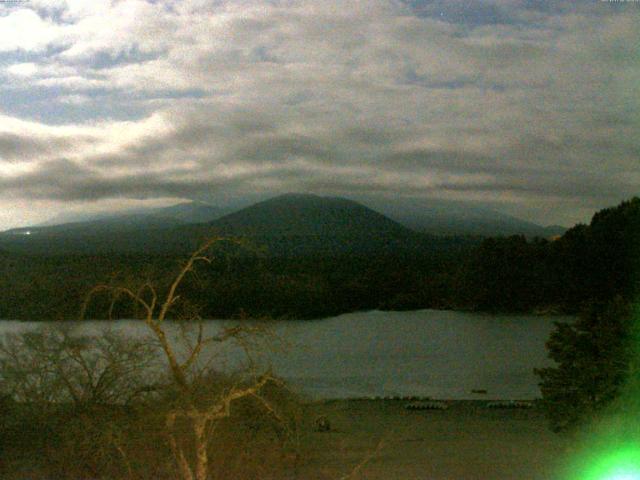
[0,0,638,229]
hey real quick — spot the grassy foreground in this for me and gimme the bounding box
[1,398,569,479]
[296,399,569,480]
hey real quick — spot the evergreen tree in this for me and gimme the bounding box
[535,297,634,432]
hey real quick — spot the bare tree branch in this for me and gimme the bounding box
[339,437,386,480]
[73,236,283,480]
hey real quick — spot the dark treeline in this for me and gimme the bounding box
[459,196,640,313]
[0,244,471,321]
[0,197,638,321]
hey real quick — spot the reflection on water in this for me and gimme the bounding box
[0,309,569,399]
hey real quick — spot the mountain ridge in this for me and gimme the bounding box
[208,193,413,238]
[0,193,564,255]
[34,201,227,230]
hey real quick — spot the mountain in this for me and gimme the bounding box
[0,201,230,255]
[0,194,433,256]
[9,195,565,254]
[210,193,410,237]
[148,201,228,224]
[12,214,181,236]
[38,201,227,228]
[0,216,188,255]
[205,193,431,256]
[360,197,566,238]
[0,193,553,256]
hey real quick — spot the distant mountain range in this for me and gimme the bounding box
[360,197,566,238]
[36,201,229,229]
[0,194,565,255]
[33,194,564,238]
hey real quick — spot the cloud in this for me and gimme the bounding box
[0,0,637,228]
[0,8,65,53]
[6,62,38,76]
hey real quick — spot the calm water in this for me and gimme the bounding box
[0,310,569,400]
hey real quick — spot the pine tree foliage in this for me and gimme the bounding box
[536,298,635,432]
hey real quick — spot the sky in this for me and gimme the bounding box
[0,0,638,230]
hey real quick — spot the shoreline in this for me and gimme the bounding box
[0,305,575,323]
[296,397,566,480]
[315,397,540,404]
[0,305,578,323]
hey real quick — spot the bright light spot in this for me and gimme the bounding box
[567,444,640,480]
[605,471,640,480]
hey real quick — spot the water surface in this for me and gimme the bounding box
[0,309,568,400]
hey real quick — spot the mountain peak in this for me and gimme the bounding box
[210,193,410,238]
[265,192,354,204]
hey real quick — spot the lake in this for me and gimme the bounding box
[0,309,569,400]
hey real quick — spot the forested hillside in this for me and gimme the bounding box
[0,197,637,320]
[458,197,640,312]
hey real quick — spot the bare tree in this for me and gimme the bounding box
[0,324,162,479]
[0,325,157,409]
[81,237,286,480]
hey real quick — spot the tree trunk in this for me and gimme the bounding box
[194,415,209,480]
[167,414,195,480]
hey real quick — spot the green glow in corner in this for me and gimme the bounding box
[553,275,640,480]
[567,445,640,480]
[559,297,640,480]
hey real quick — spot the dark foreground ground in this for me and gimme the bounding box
[1,399,570,479]
[297,399,569,480]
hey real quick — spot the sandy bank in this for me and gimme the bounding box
[296,399,569,480]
